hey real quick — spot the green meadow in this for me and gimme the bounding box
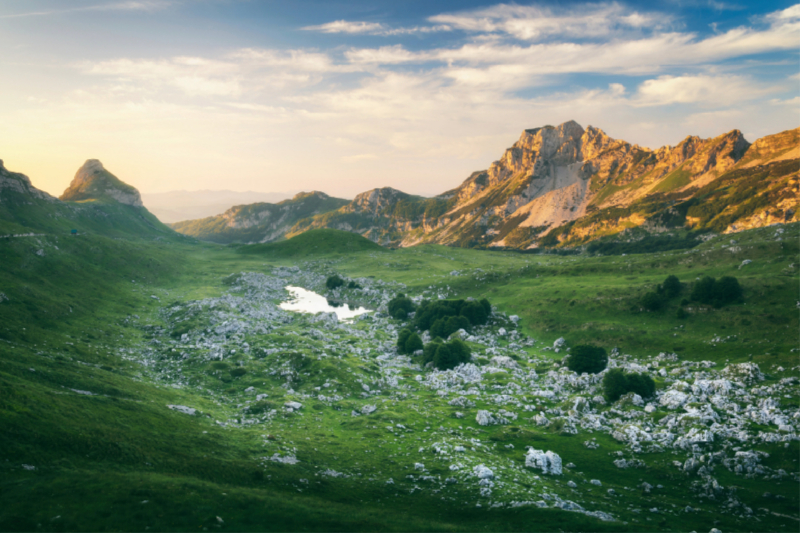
[1,224,798,532]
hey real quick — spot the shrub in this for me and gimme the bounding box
[714,276,742,305]
[602,369,629,403]
[603,369,656,402]
[397,328,412,354]
[691,275,743,307]
[626,373,656,399]
[676,307,688,319]
[461,300,488,326]
[388,294,415,320]
[419,338,471,370]
[326,275,345,290]
[566,345,608,374]
[691,276,716,304]
[347,280,361,289]
[230,367,247,378]
[661,275,682,298]
[404,332,423,354]
[480,298,492,316]
[641,291,665,311]
[413,298,492,331]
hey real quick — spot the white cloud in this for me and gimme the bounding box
[302,19,451,36]
[429,2,670,41]
[633,74,770,106]
[302,20,386,34]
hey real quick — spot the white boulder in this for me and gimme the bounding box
[525,448,562,475]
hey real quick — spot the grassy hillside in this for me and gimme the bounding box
[239,228,388,258]
[1,217,798,532]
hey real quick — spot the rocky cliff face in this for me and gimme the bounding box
[0,160,56,202]
[60,160,143,207]
[182,122,799,249]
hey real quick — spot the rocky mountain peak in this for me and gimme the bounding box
[60,160,143,207]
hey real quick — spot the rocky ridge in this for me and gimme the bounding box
[279,122,798,249]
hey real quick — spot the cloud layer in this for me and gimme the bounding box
[1,2,797,198]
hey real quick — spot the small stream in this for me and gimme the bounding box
[279,285,370,321]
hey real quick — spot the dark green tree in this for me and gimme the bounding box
[447,339,471,364]
[691,276,716,304]
[479,298,492,317]
[461,300,488,326]
[404,332,423,354]
[445,315,471,336]
[626,373,656,399]
[397,328,412,354]
[602,368,629,403]
[661,275,682,298]
[566,345,608,375]
[326,275,345,290]
[388,294,415,320]
[641,291,665,311]
[714,276,742,306]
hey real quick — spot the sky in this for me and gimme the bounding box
[1,0,798,199]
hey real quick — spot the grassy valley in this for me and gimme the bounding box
[1,220,798,531]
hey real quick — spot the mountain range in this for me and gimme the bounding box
[2,121,797,250]
[171,120,799,249]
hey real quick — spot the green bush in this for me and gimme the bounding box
[413,298,491,331]
[603,369,656,402]
[430,315,470,338]
[230,367,247,378]
[661,275,682,298]
[404,332,423,354]
[641,291,665,311]
[676,307,688,319]
[715,276,743,305]
[397,328,412,353]
[326,275,345,290]
[347,280,361,289]
[566,345,608,374]
[626,372,656,399]
[691,275,743,307]
[388,294,415,320]
[602,369,628,403]
[419,338,471,370]
[690,276,716,304]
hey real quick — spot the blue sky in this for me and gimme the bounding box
[1,0,798,198]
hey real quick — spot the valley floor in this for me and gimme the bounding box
[1,224,798,532]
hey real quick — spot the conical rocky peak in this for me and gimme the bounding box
[60,160,143,207]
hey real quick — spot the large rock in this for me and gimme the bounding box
[660,390,690,409]
[525,448,563,475]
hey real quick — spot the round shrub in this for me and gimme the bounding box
[388,294,415,320]
[641,291,665,311]
[326,275,345,290]
[661,275,682,298]
[566,345,608,375]
[404,332,423,354]
[691,276,716,304]
[230,367,247,378]
[626,372,656,399]
[397,328,412,354]
[602,368,629,403]
[714,276,742,306]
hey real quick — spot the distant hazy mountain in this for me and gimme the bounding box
[169,191,349,244]
[141,190,298,223]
